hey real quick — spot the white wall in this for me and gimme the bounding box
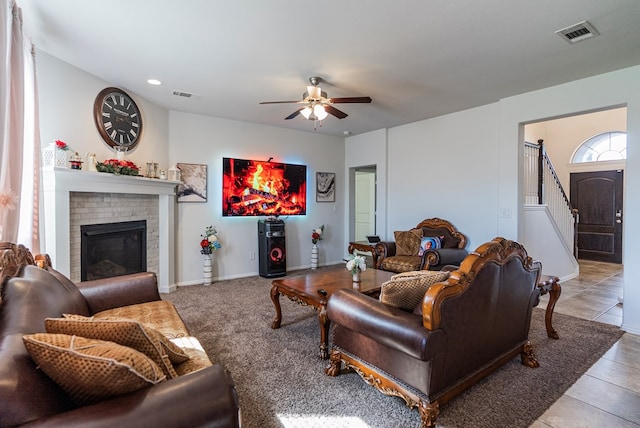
[168,111,345,284]
[386,103,501,251]
[37,52,170,174]
[523,206,579,281]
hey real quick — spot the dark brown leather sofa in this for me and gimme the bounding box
[0,243,240,427]
[375,217,468,273]
[326,237,542,427]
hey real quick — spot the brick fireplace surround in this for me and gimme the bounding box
[43,167,179,293]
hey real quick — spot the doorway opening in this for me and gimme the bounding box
[524,106,627,264]
[350,166,376,242]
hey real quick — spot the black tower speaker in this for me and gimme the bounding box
[258,219,286,278]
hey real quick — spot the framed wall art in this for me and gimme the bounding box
[316,172,335,202]
[177,163,207,203]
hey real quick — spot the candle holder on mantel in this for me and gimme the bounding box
[146,162,159,178]
[114,146,128,161]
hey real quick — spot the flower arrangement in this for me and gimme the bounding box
[200,225,222,255]
[345,253,367,275]
[55,139,72,151]
[311,224,325,245]
[96,159,141,176]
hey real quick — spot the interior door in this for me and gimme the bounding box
[354,170,376,241]
[570,170,623,263]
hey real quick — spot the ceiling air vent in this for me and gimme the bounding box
[555,20,599,44]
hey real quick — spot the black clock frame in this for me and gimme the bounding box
[93,87,143,149]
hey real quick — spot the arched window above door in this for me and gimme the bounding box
[572,131,627,163]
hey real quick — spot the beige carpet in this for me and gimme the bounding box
[163,267,624,428]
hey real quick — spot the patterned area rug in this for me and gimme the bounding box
[163,268,624,428]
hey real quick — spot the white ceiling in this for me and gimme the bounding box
[18,0,640,136]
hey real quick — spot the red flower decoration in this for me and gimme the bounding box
[55,140,70,150]
[200,239,210,249]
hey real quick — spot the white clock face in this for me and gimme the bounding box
[94,87,143,149]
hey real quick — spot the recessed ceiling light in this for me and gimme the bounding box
[147,79,162,86]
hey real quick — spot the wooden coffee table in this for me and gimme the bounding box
[271,268,395,359]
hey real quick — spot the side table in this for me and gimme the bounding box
[348,241,378,268]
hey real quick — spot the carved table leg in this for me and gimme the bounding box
[538,275,561,339]
[270,284,282,329]
[545,280,561,339]
[318,305,331,359]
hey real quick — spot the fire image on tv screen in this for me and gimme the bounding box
[222,157,307,217]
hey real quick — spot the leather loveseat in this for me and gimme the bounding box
[326,237,542,427]
[0,242,240,427]
[375,217,468,273]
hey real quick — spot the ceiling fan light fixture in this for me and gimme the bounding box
[300,106,313,119]
[314,104,328,120]
[260,76,371,128]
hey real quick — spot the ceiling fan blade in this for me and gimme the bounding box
[259,100,300,104]
[329,96,372,104]
[325,105,348,119]
[285,108,303,120]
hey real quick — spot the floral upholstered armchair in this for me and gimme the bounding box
[375,218,468,273]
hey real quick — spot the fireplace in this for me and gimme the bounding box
[43,168,178,292]
[81,220,147,281]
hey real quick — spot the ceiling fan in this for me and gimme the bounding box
[259,76,372,126]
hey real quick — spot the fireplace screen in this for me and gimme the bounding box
[81,220,147,281]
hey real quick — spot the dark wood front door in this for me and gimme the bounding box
[570,170,623,263]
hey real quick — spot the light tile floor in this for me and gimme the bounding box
[531,260,640,427]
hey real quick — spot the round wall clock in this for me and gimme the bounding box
[93,87,143,149]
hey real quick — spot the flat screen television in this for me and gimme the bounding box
[222,157,307,217]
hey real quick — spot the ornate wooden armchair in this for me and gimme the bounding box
[375,217,468,273]
[326,237,542,427]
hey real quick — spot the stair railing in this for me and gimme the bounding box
[524,139,579,257]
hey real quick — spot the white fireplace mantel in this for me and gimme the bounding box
[42,167,179,293]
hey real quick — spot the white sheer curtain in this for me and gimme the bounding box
[0,0,40,250]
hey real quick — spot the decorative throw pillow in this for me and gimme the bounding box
[379,270,450,311]
[22,333,165,405]
[423,227,461,249]
[418,236,442,256]
[394,228,423,256]
[46,315,189,379]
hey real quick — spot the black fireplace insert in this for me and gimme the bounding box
[81,220,147,281]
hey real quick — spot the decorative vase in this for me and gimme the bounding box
[311,243,318,269]
[203,254,213,286]
[352,270,361,283]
